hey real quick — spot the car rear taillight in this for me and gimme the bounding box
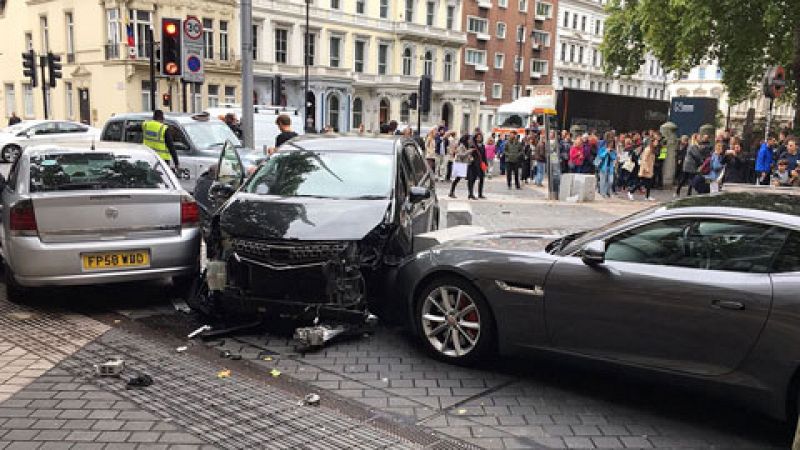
[9,199,37,235]
[180,195,199,227]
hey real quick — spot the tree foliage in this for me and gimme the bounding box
[601,0,800,115]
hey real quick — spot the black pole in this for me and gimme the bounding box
[416,78,422,136]
[182,80,187,113]
[39,55,48,119]
[515,31,523,97]
[726,102,731,130]
[147,27,155,111]
[304,0,310,132]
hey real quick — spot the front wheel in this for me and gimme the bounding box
[4,263,32,304]
[415,276,495,365]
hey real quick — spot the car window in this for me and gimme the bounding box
[403,143,427,183]
[169,126,191,153]
[33,122,58,135]
[101,121,124,141]
[769,231,800,273]
[58,122,88,133]
[29,152,172,192]
[7,158,20,192]
[124,120,144,143]
[605,218,789,273]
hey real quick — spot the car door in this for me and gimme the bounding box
[24,122,58,147]
[402,143,434,234]
[543,217,785,376]
[166,122,196,191]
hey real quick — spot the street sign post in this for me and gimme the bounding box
[762,66,785,140]
[182,16,204,84]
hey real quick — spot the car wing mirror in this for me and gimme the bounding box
[581,240,606,266]
[209,181,236,204]
[409,186,431,204]
[25,130,34,139]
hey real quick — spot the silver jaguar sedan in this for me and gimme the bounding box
[0,142,201,302]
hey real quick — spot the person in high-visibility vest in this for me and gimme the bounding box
[142,110,179,169]
[653,136,668,189]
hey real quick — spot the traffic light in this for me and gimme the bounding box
[47,52,62,88]
[419,75,432,114]
[162,93,172,107]
[22,50,37,88]
[161,18,182,76]
[409,93,418,110]
[272,75,283,106]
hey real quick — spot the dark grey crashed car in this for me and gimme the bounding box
[395,192,800,421]
[194,136,439,322]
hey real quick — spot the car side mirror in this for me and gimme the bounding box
[25,130,34,139]
[409,186,431,204]
[209,182,236,203]
[581,240,606,266]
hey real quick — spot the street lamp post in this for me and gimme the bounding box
[240,0,255,150]
[515,28,524,99]
[304,0,311,132]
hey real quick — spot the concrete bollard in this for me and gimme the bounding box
[559,173,596,202]
[446,202,473,226]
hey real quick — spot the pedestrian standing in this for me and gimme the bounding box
[756,136,776,185]
[705,142,726,193]
[7,112,21,127]
[448,135,471,198]
[723,137,748,184]
[628,138,657,201]
[445,131,458,181]
[676,134,701,196]
[533,132,547,187]
[484,138,497,179]
[520,135,533,183]
[467,133,487,199]
[142,109,180,171]
[596,131,617,198]
[504,134,523,189]
[779,137,799,171]
[424,128,437,173]
[497,135,507,175]
[568,136,585,173]
[559,130,572,174]
[274,114,299,148]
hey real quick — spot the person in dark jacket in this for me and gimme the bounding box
[504,134,523,189]
[467,133,487,199]
[7,112,21,126]
[679,134,713,196]
[722,138,748,184]
[520,135,533,183]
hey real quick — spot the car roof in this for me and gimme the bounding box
[24,142,153,158]
[284,135,414,154]
[106,112,220,125]
[655,192,800,227]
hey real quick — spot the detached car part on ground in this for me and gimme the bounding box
[394,192,800,423]
[189,136,439,341]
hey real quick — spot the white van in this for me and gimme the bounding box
[206,105,305,151]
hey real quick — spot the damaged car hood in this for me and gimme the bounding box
[219,193,390,240]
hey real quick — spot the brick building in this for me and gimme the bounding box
[460,0,558,132]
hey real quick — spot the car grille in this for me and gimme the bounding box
[231,239,348,265]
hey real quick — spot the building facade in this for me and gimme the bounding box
[553,0,666,100]
[460,0,558,132]
[0,0,241,127]
[252,0,482,134]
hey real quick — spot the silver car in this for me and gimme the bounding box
[0,120,102,163]
[0,142,200,302]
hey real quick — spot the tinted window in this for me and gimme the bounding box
[605,219,789,273]
[124,120,144,143]
[33,122,58,135]
[59,122,88,133]
[245,151,393,199]
[102,121,123,141]
[771,231,800,273]
[29,153,172,192]
[403,143,427,183]
[182,122,241,150]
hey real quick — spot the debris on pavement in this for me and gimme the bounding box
[216,369,231,379]
[269,369,281,378]
[125,373,153,389]
[94,357,125,377]
[298,393,320,406]
[171,299,192,313]
[188,325,212,339]
[194,320,262,339]
[294,325,346,348]
[176,346,188,353]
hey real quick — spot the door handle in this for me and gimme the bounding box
[711,300,745,311]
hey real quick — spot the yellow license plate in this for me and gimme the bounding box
[81,250,150,271]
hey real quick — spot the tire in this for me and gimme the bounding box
[1,145,21,164]
[414,275,495,365]
[4,263,31,304]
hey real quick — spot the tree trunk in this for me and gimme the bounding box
[793,23,800,132]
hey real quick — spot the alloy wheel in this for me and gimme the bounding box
[420,285,481,357]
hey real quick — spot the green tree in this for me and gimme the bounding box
[601,0,800,130]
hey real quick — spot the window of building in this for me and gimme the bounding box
[40,15,49,53]
[558,77,564,88]
[647,87,651,98]
[65,81,73,118]
[496,22,506,38]
[519,0,528,12]
[424,50,433,76]
[698,67,706,80]
[467,16,488,34]
[224,86,236,104]
[327,94,340,131]
[465,48,486,66]
[531,59,548,74]
[574,79,581,89]
[499,0,508,6]
[208,84,219,107]
[252,24,260,59]
[494,53,504,69]
[65,12,75,61]
[356,0,365,13]
[592,49,598,66]
[594,19,601,34]
[380,0,389,18]
[402,46,413,75]
[536,2,552,18]
[400,100,410,123]
[563,11,569,27]
[274,28,288,63]
[128,10,152,58]
[516,25,525,43]
[572,13,578,29]
[581,15,586,31]
[105,9,120,55]
[140,80,151,112]
[330,0,340,9]
[378,43,389,74]
[492,83,503,99]
[4,84,15,118]
[515,56,523,73]
[578,46,584,64]
[569,45,575,62]
[560,43,566,61]
[512,85,521,100]
[627,85,632,95]
[354,40,366,73]
[446,5,455,29]
[219,21,229,60]
[329,36,341,67]
[305,32,315,65]
[203,18,214,59]
[426,1,435,26]
[443,52,453,81]
[590,81,595,91]
[405,0,414,22]
[532,31,550,46]
[353,97,363,128]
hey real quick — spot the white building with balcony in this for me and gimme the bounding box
[252,0,482,134]
[553,0,667,102]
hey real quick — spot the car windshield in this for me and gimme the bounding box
[29,152,173,192]
[4,122,34,135]
[244,151,393,199]
[555,205,662,255]
[182,122,241,150]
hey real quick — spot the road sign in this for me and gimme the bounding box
[182,15,204,83]
[763,66,786,99]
